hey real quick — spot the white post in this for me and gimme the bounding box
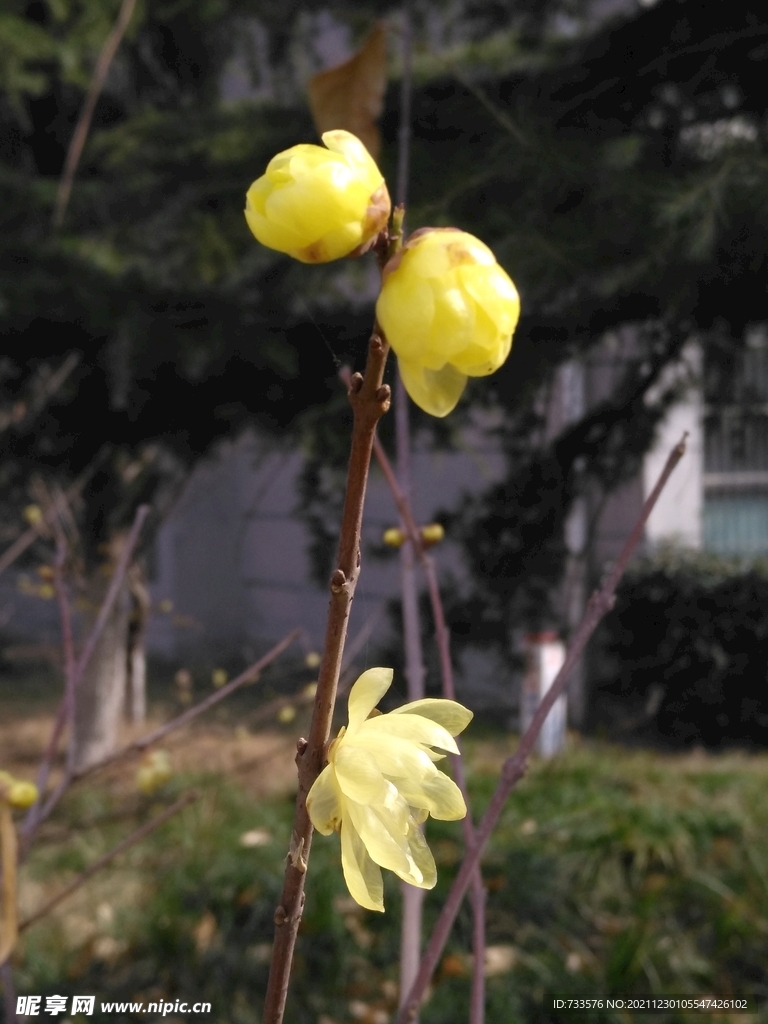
[520,632,567,758]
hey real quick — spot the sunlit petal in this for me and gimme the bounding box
[360,713,459,754]
[306,764,343,835]
[391,699,474,736]
[340,813,384,912]
[345,798,412,877]
[347,667,393,731]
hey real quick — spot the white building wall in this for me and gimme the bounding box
[642,341,703,550]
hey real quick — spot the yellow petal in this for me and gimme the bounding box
[306,764,343,835]
[400,771,467,821]
[361,732,439,780]
[345,799,413,877]
[376,270,435,365]
[347,667,393,732]
[334,744,392,806]
[397,359,468,418]
[360,711,460,754]
[401,819,437,889]
[340,810,385,912]
[391,699,473,737]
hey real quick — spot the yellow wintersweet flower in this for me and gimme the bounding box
[306,667,472,912]
[376,227,521,417]
[245,130,391,264]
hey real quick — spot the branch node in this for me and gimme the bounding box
[273,905,287,927]
[288,833,307,873]
[296,737,308,757]
[375,384,392,406]
[349,372,364,394]
[330,568,347,594]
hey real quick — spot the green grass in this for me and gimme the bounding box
[11,737,768,1023]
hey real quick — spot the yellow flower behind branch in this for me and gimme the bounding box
[376,227,521,417]
[306,667,472,912]
[245,130,391,264]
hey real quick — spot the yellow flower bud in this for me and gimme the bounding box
[136,750,173,795]
[382,527,406,548]
[376,228,521,417]
[211,668,228,689]
[7,780,38,809]
[23,504,43,526]
[420,522,445,547]
[0,771,38,809]
[245,130,391,264]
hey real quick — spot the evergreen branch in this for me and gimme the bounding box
[52,0,140,228]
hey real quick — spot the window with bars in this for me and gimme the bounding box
[703,326,768,558]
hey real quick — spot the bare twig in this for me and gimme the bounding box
[21,506,151,846]
[52,0,139,228]
[262,326,391,1024]
[392,4,430,1006]
[1,959,17,1024]
[52,540,77,773]
[395,432,688,1024]
[72,628,301,784]
[0,454,107,581]
[369,417,487,1022]
[19,792,198,933]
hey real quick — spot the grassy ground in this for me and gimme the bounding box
[3,677,768,1024]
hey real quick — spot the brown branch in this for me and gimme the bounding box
[21,506,151,848]
[1,959,18,1024]
[262,330,391,1024]
[368,414,487,1022]
[395,432,688,1024]
[0,455,106,581]
[52,0,139,228]
[19,792,198,933]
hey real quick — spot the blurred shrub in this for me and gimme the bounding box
[591,547,768,747]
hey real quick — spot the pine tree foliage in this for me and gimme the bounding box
[0,0,766,651]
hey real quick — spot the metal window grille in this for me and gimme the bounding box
[703,327,768,557]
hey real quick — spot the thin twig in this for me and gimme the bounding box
[369,420,487,1022]
[21,506,151,847]
[52,0,139,228]
[71,628,302,784]
[19,792,198,933]
[0,454,107,581]
[392,3,430,1010]
[1,959,17,1024]
[395,432,688,1024]
[262,327,391,1024]
[51,539,77,774]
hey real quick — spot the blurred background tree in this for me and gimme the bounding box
[1,0,767,740]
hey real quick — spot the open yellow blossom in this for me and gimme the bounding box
[306,667,472,912]
[376,227,521,417]
[245,130,391,263]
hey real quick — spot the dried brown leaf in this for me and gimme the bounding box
[308,22,388,161]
